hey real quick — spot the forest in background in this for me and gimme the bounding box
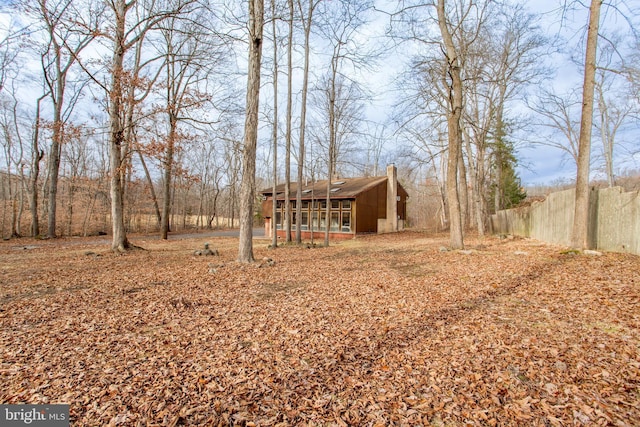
[0,0,638,242]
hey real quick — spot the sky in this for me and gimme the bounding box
[515,1,639,186]
[364,0,640,187]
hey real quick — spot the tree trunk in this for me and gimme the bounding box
[571,0,602,250]
[324,60,337,248]
[284,0,294,243]
[161,115,176,240]
[458,144,468,233]
[29,96,45,237]
[295,0,313,245]
[66,182,75,236]
[464,129,484,236]
[46,100,63,238]
[270,0,279,249]
[108,0,131,252]
[238,0,264,263]
[437,0,464,249]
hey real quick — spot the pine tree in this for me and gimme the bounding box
[491,135,526,212]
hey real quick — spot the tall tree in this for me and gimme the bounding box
[28,0,101,238]
[294,0,317,244]
[436,0,465,249]
[157,8,215,240]
[106,0,132,252]
[270,0,279,249]
[571,0,602,250]
[283,0,293,243]
[315,0,372,247]
[238,0,264,263]
[463,3,546,233]
[594,44,634,187]
[102,0,192,252]
[0,88,24,237]
[0,30,46,238]
[28,95,47,237]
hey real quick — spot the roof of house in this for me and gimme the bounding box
[261,175,407,200]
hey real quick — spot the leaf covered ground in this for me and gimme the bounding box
[1,232,639,426]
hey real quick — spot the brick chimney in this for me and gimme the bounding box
[386,164,398,232]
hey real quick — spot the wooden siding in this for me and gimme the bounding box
[354,180,387,233]
[262,199,274,217]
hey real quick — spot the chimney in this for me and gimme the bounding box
[386,164,398,232]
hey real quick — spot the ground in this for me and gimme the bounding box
[1,231,639,426]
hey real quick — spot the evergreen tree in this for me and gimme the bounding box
[491,126,526,212]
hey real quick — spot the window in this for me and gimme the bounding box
[276,201,283,209]
[330,212,340,231]
[320,200,327,209]
[331,200,340,209]
[292,211,297,228]
[342,200,351,209]
[319,212,327,230]
[275,212,282,229]
[341,212,351,232]
[301,211,309,230]
[312,212,318,230]
[302,200,310,209]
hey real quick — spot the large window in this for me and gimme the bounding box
[274,198,353,234]
[330,212,340,231]
[276,212,282,229]
[341,212,351,232]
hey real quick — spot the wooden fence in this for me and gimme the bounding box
[491,186,640,255]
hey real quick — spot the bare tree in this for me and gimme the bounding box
[571,0,602,250]
[313,0,372,246]
[28,95,47,236]
[594,45,635,187]
[24,0,102,238]
[462,3,547,234]
[238,0,264,263]
[528,88,582,166]
[395,0,490,248]
[269,0,280,249]
[0,90,24,237]
[0,29,47,238]
[100,0,194,252]
[436,0,469,250]
[157,7,218,239]
[283,0,293,243]
[292,0,318,244]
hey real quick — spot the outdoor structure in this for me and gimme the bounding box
[261,165,408,241]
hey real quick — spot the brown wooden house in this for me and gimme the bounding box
[260,165,408,240]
